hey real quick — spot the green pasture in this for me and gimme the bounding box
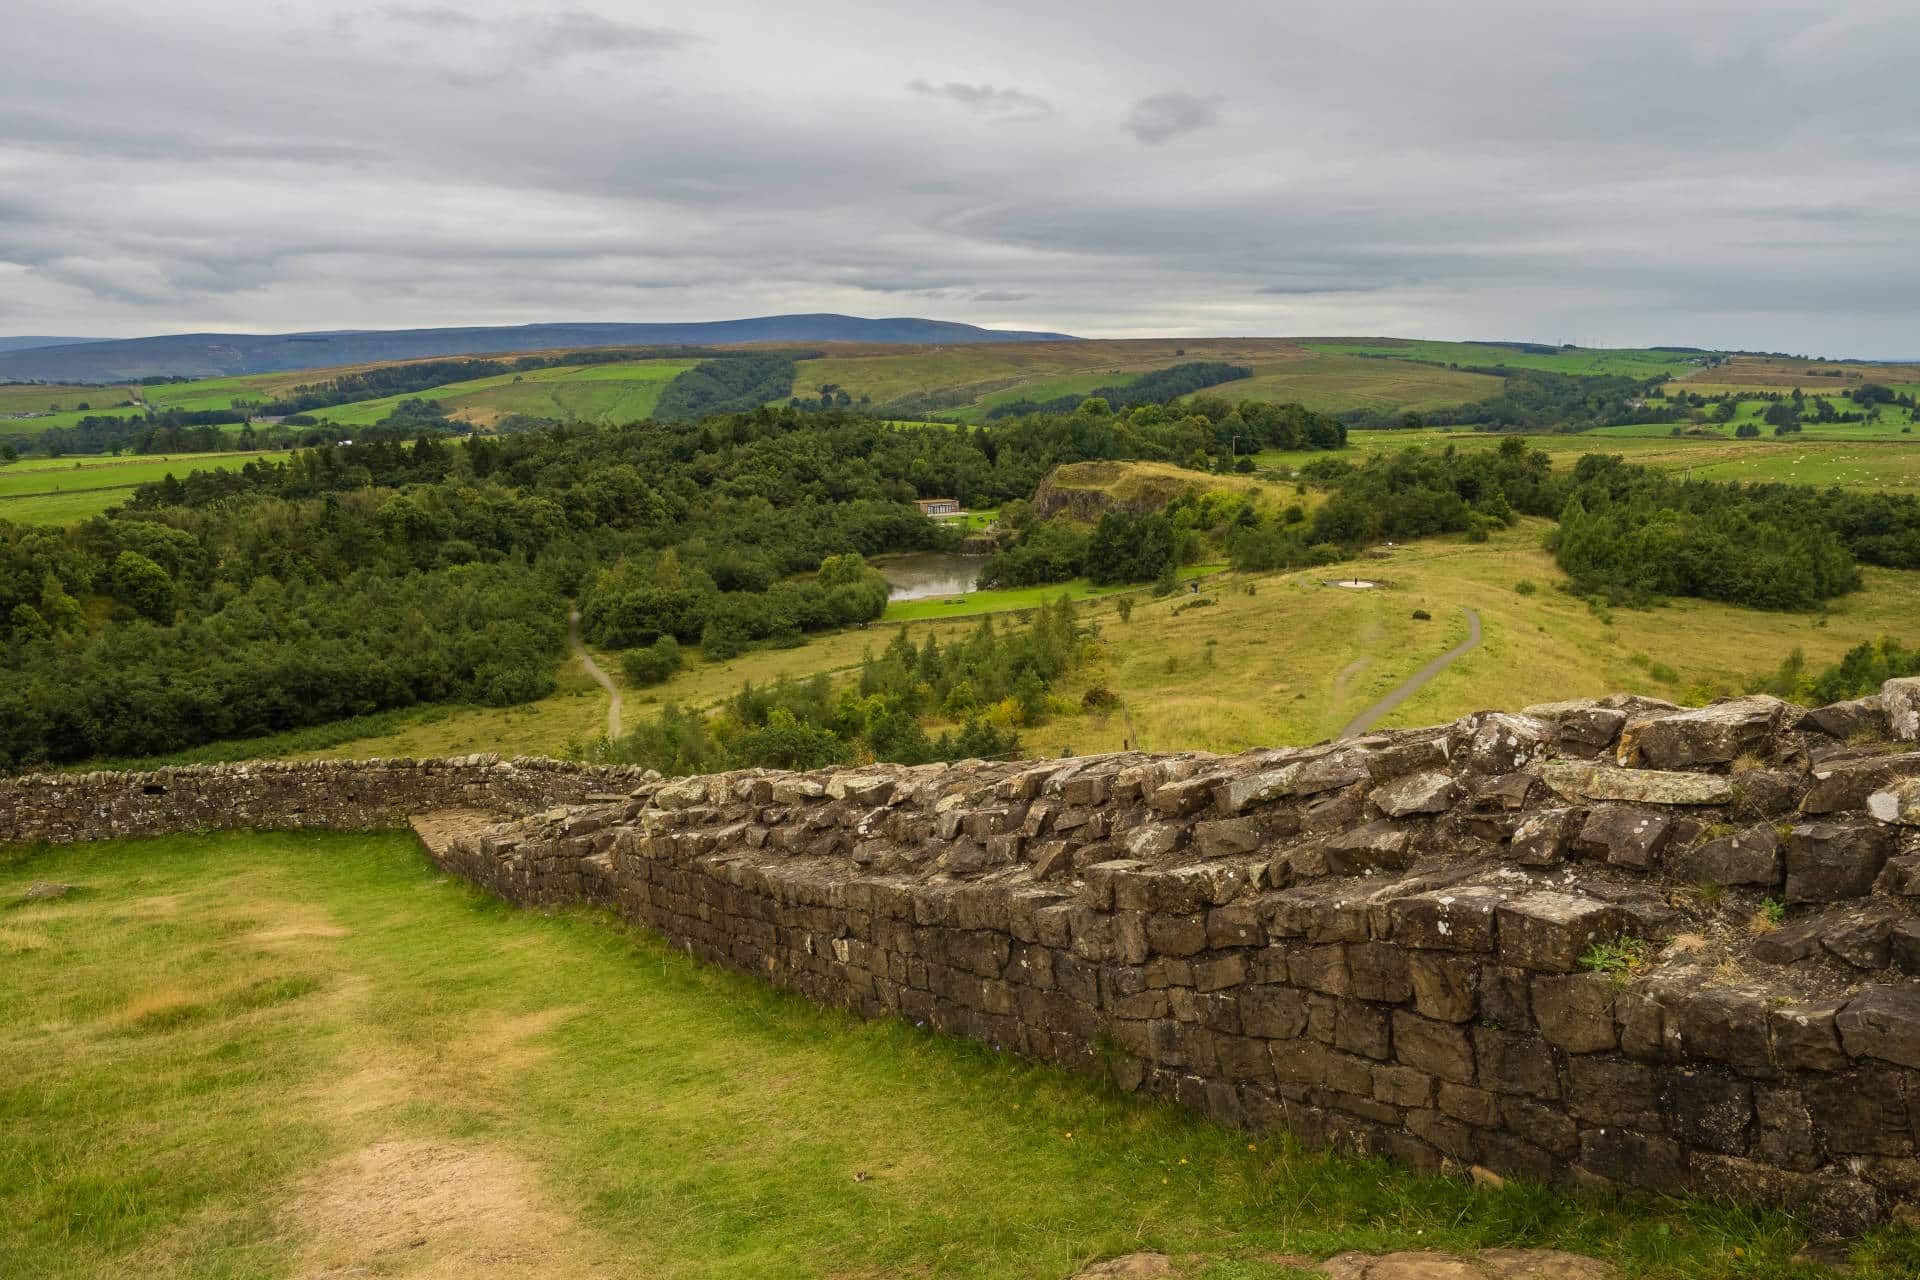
[0,451,291,524]
[313,360,691,427]
[1304,340,1708,380]
[5,830,1905,1278]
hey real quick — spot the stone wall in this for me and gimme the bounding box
[428,682,1920,1234]
[0,756,653,844]
[9,684,1920,1231]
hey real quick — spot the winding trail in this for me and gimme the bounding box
[568,608,622,741]
[1338,606,1481,739]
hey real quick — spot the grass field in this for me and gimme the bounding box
[0,451,294,524]
[313,360,692,428]
[6,829,1911,1279]
[1302,339,1708,380]
[1667,354,1920,396]
[1018,520,1920,756]
[1258,427,1920,491]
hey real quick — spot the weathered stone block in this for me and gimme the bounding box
[1392,1010,1476,1084]
[1323,820,1413,875]
[1886,676,1920,742]
[1624,696,1785,769]
[1573,803,1671,870]
[1785,822,1896,902]
[1666,823,1781,887]
[1346,941,1413,1003]
[1473,1025,1560,1099]
[1805,1069,1915,1156]
[1389,887,1502,952]
[1239,984,1308,1039]
[1870,779,1920,826]
[1664,1068,1754,1155]
[1532,971,1617,1052]
[1668,985,1773,1070]
[1372,770,1457,818]
[1566,1056,1662,1131]
[1541,760,1734,807]
[1837,985,1920,1069]
[1495,892,1630,973]
[1511,807,1578,866]
[1406,951,1478,1023]
[1769,1002,1850,1072]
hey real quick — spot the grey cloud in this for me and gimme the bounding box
[908,80,1053,121]
[1125,92,1217,144]
[3,2,1920,355]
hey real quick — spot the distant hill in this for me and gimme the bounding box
[0,336,109,355]
[0,315,1078,383]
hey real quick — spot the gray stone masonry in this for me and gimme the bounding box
[10,685,1920,1232]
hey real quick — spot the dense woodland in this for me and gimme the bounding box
[983,361,1251,419]
[0,398,1328,768]
[600,603,1080,775]
[7,365,1920,770]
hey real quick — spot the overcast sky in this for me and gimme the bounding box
[5,1,1919,355]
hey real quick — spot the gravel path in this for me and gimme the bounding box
[569,608,621,741]
[1338,606,1481,739]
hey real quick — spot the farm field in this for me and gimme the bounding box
[312,359,693,428]
[1667,353,1920,395]
[1302,339,1709,380]
[0,382,139,417]
[786,339,1507,421]
[8,829,1890,1279]
[1260,426,1920,491]
[1195,352,1502,415]
[0,451,292,524]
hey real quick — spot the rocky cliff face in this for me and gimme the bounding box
[10,683,1920,1231]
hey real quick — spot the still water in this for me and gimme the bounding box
[877,552,989,601]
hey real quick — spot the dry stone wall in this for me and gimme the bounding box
[10,682,1920,1231]
[0,756,653,844]
[432,681,1920,1233]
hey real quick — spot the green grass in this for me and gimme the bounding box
[0,451,293,525]
[4,830,1910,1278]
[1304,340,1710,380]
[1198,353,1505,414]
[312,361,692,428]
[1256,427,1920,492]
[880,568,1225,623]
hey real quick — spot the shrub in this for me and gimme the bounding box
[621,636,682,687]
[1514,579,1537,595]
[1080,685,1120,711]
[1411,608,1431,620]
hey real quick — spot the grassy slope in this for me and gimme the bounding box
[5,830,1909,1278]
[0,451,295,524]
[1033,521,1920,756]
[789,340,1505,422]
[1262,427,1920,492]
[314,360,692,428]
[1304,339,1704,380]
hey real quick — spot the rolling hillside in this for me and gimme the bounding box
[0,315,1078,382]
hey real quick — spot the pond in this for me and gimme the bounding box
[876,551,990,601]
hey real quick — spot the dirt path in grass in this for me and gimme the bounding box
[1338,606,1481,739]
[569,607,621,741]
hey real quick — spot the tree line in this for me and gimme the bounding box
[983,361,1251,420]
[597,601,1081,775]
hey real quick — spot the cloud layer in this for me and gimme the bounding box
[3,0,1919,355]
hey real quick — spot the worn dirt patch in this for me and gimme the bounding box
[289,1139,610,1279]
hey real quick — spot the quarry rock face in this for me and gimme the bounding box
[9,679,1920,1233]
